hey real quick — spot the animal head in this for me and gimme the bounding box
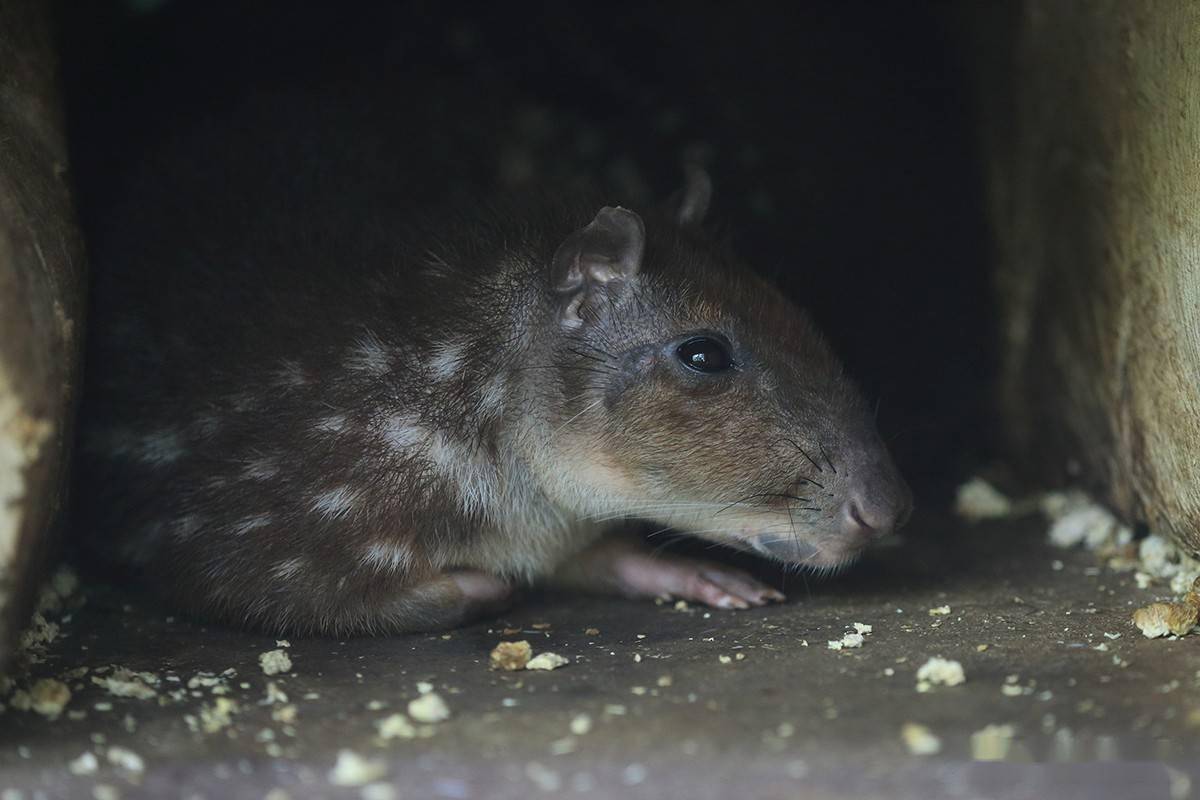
[533,169,912,571]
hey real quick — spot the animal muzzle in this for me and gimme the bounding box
[839,459,913,541]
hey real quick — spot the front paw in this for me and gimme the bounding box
[611,552,786,610]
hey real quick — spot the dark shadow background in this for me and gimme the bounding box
[57,0,995,508]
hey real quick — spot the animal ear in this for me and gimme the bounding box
[672,164,712,227]
[552,206,645,327]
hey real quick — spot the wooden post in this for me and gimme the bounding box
[979,0,1200,554]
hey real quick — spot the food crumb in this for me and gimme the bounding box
[970,724,1017,761]
[407,692,450,723]
[91,668,158,700]
[570,714,593,736]
[955,478,1013,522]
[68,751,98,775]
[27,678,70,718]
[900,723,941,755]
[718,655,733,664]
[526,652,570,671]
[106,746,145,774]
[928,605,951,616]
[584,628,600,636]
[490,640,532,671]
[259,649,293,676]
[915,657,965,692]
[328,749,387,786]
[376,713,417,740]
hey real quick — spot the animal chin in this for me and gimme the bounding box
[748,534,865,571]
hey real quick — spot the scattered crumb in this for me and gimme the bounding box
[407,692,450,723]
[718,654,733,663]
[673,600,690,611]
[91,668,158,700]
[191,697,239,733]
[970,724,1016,761]
[570,714,593,736]
[415,681,434,694]
[928,605,951,616]
[68,752,98,775]
[584,628,600,636]
[262,682,288,705]
[490,640,532,671]
[900,723,941,755]
[955,478,1013,521]
[527,652,570,671]
[853,622,873,635]
[93,784,121,800]
[1045,496,1130,551]
[376,713,416,740]
[24,678,71,718]
[915,657,965,692]
[259,649,293,676]
[976,644,989,652]
[106,746,145,774]
[361,784,396,800]
[271,704,298,724]
[328,750,387,787]
[1133,602,1197,638]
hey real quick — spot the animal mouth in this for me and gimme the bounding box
[747,533,867,571]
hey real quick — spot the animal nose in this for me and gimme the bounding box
[841,469,913,540]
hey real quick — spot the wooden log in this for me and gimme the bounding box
[979,0,1200,554]
[0,0,88,668]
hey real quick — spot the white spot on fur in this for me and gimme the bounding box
[171,515,202,540]
[230,514,272,535]
[192,413,221,439]
[380,413,427,453]
[138,430,185,465]
[229,393,256,412]
[428,434,497,518]
[345,332,391,376]
[428,340,466,382]
[271,558,307,580]
[360,541,412,573]
[274,359,309,388]
[315,414,347,434]
[241,456,280,481]
[477,372,508,418]
[311,486,360,520]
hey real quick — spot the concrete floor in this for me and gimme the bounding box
[2,511,1198,800]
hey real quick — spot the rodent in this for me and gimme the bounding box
[76,97,913,636]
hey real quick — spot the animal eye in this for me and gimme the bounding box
[675,336,734,373]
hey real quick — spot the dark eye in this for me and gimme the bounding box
[675,336,734,373]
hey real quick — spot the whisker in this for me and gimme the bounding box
[819,442,837,474]
[784,438,823,473]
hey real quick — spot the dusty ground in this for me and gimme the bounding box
[1,511,1198,800]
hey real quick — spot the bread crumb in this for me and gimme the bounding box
[107,746,144,774]
[361,784,396,800]
[915,657,965,691]
[328,749,387,786]
[407,692,450,723]
[527,652,569,671]
[853,622,873,634]
[262,681,288,705]
[376,713,417,740]
[569,714,593,736]
[928,605,951,616]
[93,784,121,800]
[970,724,1016,760]
[91,668,158,700]
[1133,602,1198,638]
[68,751,98,775]
[26,678,70,718]
[489,640,532,671]
[259,649,293,676]
[584,627,600,636]
[955,478,1013,522]
[900,723,941,755]
[719,654,733,663]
